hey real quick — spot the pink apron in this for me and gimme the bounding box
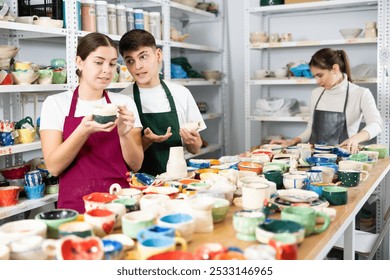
[58,87,128,213]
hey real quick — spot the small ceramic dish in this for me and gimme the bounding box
[277,189,319,203]
[256,219,305,244]
[142,186,179,199]
[313,153,337,163]
[188,159,211,169]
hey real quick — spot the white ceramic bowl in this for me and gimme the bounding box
[0,220,47,245]
[12,71,39,85]
[202,70,222,81]
[0,46,19,59]
[181,0,198,7]
[339,28,363,39]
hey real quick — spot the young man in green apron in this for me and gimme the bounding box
[119,29,206,176]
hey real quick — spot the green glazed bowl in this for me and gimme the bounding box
[93,114,117,124]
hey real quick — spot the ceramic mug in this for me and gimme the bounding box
[38,69,53,84]
[121,210,155,239]
[268,233,298,260]
[322,186,348,205]
[281,206,330,236]
[305,169,323,183]
[157,213,195,242]
[338,169,369,187]
[241,182,270,210]
[233,210,266,241]
[311,166,335,184]
[84,208,116,238]
[137,225,176,242]
[52,68,67,84]
[137,236,187,260]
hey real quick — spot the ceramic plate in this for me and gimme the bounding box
[156,171,195,181]
[271,196,329,210]
[277,189,319,203]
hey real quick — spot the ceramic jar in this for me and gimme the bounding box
[166,146,187,179]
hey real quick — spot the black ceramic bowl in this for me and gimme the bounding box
[36,209,78,220]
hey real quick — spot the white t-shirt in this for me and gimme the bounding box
[298,74,383,142]
[40,90,142,131]
[120,80,206,131]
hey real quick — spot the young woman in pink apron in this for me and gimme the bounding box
[40,33,143,213]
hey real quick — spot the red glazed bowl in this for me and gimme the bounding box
[0,164,31,180]
[147,250,198,260]
[238,161,263,174]
[0,186,20,207]
[83,192,118,213]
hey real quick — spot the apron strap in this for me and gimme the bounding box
[68,87,111,117]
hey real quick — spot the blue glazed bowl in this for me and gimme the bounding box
[0,132,14,146]
[102,239,123,260]
[332,147,351,157]
[305,157,331,166]
[24,183,45,199]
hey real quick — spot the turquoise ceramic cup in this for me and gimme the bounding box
[322,186,348,205]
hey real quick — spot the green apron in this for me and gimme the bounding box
[133,80,182,176]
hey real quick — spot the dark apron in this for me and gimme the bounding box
[309,83,349,145]
[58,87,129,213]
[133,80,182,176]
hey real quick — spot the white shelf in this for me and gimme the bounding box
[184,143,223,160]
[249,0,377,14]
[249,115,309,122]
[250,77,377,85]
[251,37,377,49]
[170,41,221,52]
[0,141,41,156]
[0,194,58,220]
[170,2,218,20]
[171,78,222,86]
[0,84,68,93]
[0,21,66,36]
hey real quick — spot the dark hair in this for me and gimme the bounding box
[76,32,118,77]
[309,48,352,82]
[119,29,157,57]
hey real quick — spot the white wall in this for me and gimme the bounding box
[226,1,246,155]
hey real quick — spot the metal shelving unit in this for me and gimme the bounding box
[244,0,381,151]
[244,0,389,259]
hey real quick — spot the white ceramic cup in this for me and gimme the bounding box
[312,166,335,184]
[241,182,270,210]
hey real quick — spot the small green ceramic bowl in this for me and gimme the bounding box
[322,186,348,205]
[93,115,117,124]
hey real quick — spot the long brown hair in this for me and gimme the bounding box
[309,48,352,82]
[76,32,118,77]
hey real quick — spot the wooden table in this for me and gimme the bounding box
[125,158,390,260]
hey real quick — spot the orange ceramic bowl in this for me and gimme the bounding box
[238,161,263,174]
[195,168,219,179]
[0,186,20,207]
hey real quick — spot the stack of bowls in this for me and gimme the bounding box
[24,170,45,199]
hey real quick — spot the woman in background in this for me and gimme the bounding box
[271,48,382,154]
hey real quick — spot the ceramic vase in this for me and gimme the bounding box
[166,146,187,179]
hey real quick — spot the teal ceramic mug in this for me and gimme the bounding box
[52,68,67,84]
[264,170,283,190]
[281,206,330,236]
[322,186,348,205]
[338,169,369,187]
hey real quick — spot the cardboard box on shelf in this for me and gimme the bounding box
[285,0,321,4]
